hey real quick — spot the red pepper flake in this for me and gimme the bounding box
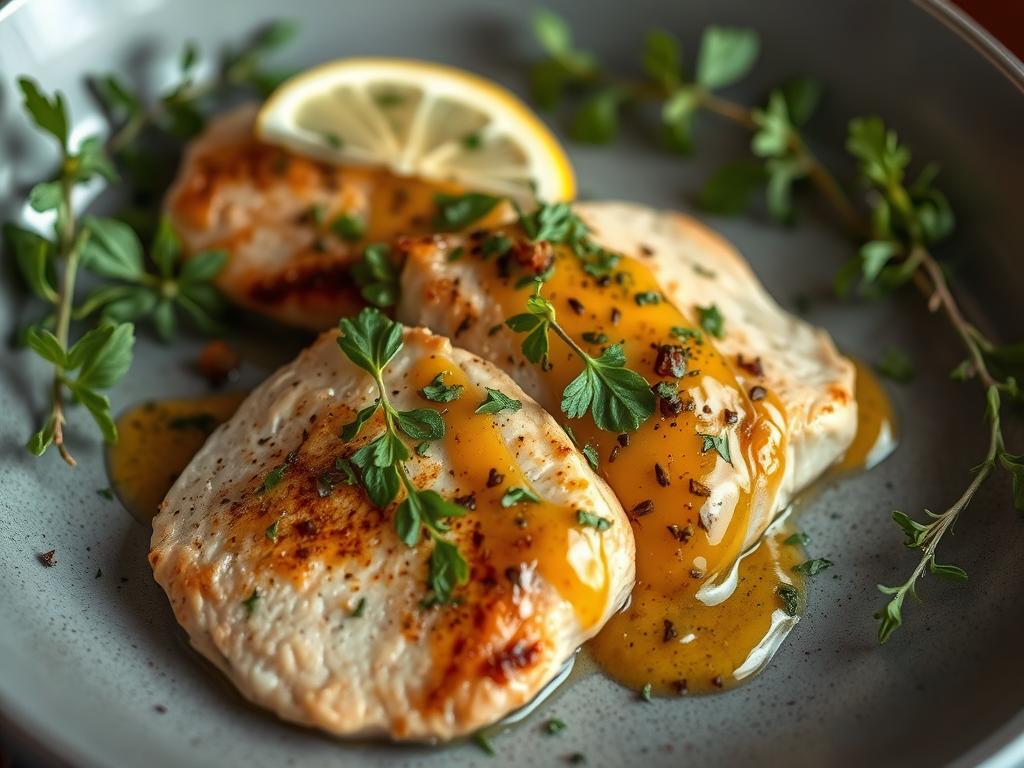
[617,433,630,447]
[295,520,318,537]
[455,493,477,511]
[749,385,767,402]
[723,409,739,425]
[639,243,655,257]
[455,315,473,336]
[672,679,689,695]
[736,354,764,377]
[37,550,56,567]
[610,307,621,325]
[662,619,678,642]
[196,340,241,387]
[654,345,687,378]
[486,468,505,488]
[689,567,705,579]
[567,297,585,315]
[689,479,710,497]
[631,499,655,517]
[654,463,671,487]
[609,445,620,463]
[711,675,724,688]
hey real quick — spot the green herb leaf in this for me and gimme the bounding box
[999,452,1024,511]
[501,486,541,508]
[640,682,653,702]
[351,243,400,308]
[179,249,228,284]
[859,240,901,283]
[928,560,968,582]
[18,78,69,148]
[697,432,732,464]
[337,308,404,377]
[545,718,567,735]
[793,558,834,577]
[4,224,58,303]
[562,343,655,433]
[582,442,600,471]
[80,216,145,281]
[569,88,621,144]
[634,291,661,306]
[696,304,725,339]
[475,388,523,415]
[25,327,66,367]
[420,372,464,403]
[395,408,446,441]
[332,213,365,242]
[429,536,470,603]
[781,77,823,127]
[577,509,612,531]
[242,589,260,616]
[28,181,62,213]
[783,531,810,547]
[695,27,760,90]
[643,29,683,91]
[74,322,134,390]
[876,347,914,383]
[433,192,501,230]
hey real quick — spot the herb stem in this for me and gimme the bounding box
[915,246,999,392]
[548,317,593,364]
[698,91,757,130]
[49,172,86,466]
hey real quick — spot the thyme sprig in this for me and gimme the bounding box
[525,9,1024,641]
[335,309,469,604]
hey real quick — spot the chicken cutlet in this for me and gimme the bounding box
[149,320,633,740]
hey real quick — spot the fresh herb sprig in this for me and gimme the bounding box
[506,280,655,433]
[335,309,469,604]
[8,80,132,464]
[96,20,298,156]
[524,9,1024,641]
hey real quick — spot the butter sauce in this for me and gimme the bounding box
[107,392,247,524]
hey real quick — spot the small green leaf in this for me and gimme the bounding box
[697,304,725,339]
[152,299,177,341]
[395,408,445,441]
[26,416,56,457]
[999,451,1024,511]
[65,324,115,370]
[72,385,117,443]
[860,240,901,283]
[581,442,600,471]
[337,308,404,377]
[928,559,968,582]
[28,181,62,212]
[545,718,567,735]
[781,77,823,127]
[81,216,146,281]
[751,92,792,159]
[875,585,905,644]
[25,327,66,367]
[643,29,682,90]
[433,193,502,231]
[698,432,732,464]
[18,78,69,147]
[568,88,621,144]
[340,403,379,442]
[151,216,182,278]
[846,116,910,188]
[695,27,760,90]
[351,243,399,308]
[429,535,470,603]
[783,532,810,547]
[534,8,572,57]
[74,322,134,390]
[241,589,260,617]
[332,213,365,242]
[501,486,541,508]
[563,343,654,433]
[577,509,612,531]
[179,249,228,283]
[475,388,523,415]
[640,682,653,702]
[420,372,464,403]
[793,558,833,577]
[764,156,807,222]
[4,224,57,303]
[876,347,914,383]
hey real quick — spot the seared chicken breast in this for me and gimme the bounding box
[149,324,633,741]
[397,201,857,554]
[164,105,505,329]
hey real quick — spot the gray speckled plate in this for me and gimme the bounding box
[2,1,1023,766]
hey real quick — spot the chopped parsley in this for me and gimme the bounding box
[784,531,810,546]
[697,304,725,339]
[475,387,522,415]
[501,486,541,507]
[634,291,661,306]
[577,509,612,531]
[241,589,260,616]
[420,372,464,403]
[776,583,800,616]
[332,213,365,242]
[793,558,834,576]
[697,432,732,464]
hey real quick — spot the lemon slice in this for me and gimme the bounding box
[256,58,575,201]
